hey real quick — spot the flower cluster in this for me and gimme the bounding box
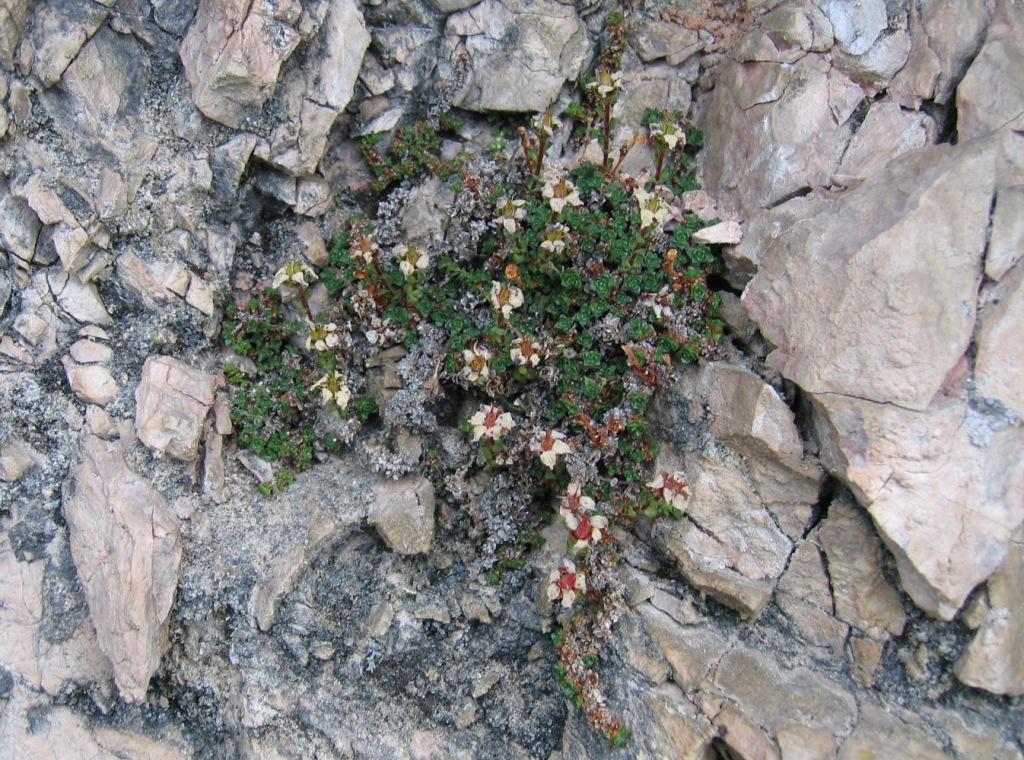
[510,336,542,367]
[489,281,524,318]
[532,111,563,139]
[469,404,515,441]
[495,197,527,234]
[587,67,623,98]
[647,471,690,511]
[395,243,429,278]
[531,430,572,469]
[648,121,685,151]
[305,321,340,352]
[311,371,351,412]
[543,177,583,214]
[462,343,492,383]
[547,561,587,608]
[559,483,609,553]
[634,188,669,231]
[272,260,316,289]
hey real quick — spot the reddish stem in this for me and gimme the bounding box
[601,100,612,169]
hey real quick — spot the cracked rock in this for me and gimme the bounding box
[63,436,182,703]
[369,475,435,555]
[447,0,592,113]
[134,356,216,461]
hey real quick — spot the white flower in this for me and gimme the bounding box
[542,178,582,214]
[311,371,351,412]
[559,482,596,521]
[540,223,569,254]
[510,336,542,367]
[649,121,685,151]
[644,286,674,319]
[634,187,669,230]
[489,281,525,318]
[351,234,379,265]
[531,430,571,469]
[365,315,390,346]
[586,68,622,98]
[469,404,515,442]
[272,260,317,289]
[495,197,527,234]
[395,243,429,278]
[564,509,609,552]
[462,343,492,383]
[305,321,341,352]
[547,560,587,608]
[647,471,690,511]
[532,112,563,138]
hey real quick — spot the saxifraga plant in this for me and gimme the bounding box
[224,18,723,742]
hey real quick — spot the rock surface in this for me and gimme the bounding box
[652,453,792,619]
[955,528,1024,695]
[743,139,993,411]
[135,356,216,461]
[180,0,304,129]
[742,136,1024,620]
[0,0,1022,756]
[369,475,436,555]
[63,436,182,703]
[447,0,591,112]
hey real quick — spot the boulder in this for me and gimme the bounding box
[700,363,823,539]
[369,476,435,555]
[651,454,792,619]
[775,540,849,655]
[179,0,303,129]
[0,687,187,758]
[135,356,216,461]
[837,100,935,179]
[743,139,994,411]
[63,359,119,407]
[955,529,1024,695]
[0,439,43,481]
[833,29,912,90]
[446,0,591,112]
[0,537,111,695]
[703,363,802,463]
[957,35,1024,141]
[693,221,742,246]
[819,0,887,55]
[974,259,1024,417]
[48,271,111,325]
[701,53,858,218]
[0,187,41,264]
[733,0,834,64]
[255,0,370,175]
[628,20,701,65]
[817,498,906,640]
[813,393,1024,620]
[28,0,109,87]
[63,436,182,703]
[838,703,952,760]
[890,0,989,107]
[742,137,1024,619]
[986,186,1024,282]
[714,645,858,737]
[0,0,29,70]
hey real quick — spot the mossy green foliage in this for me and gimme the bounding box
[225,21,725,739]
[359,114,465,193]
[224,292,371,492]
[329,142,722,492]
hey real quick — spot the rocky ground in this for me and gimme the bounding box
[1,0,1023,758]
